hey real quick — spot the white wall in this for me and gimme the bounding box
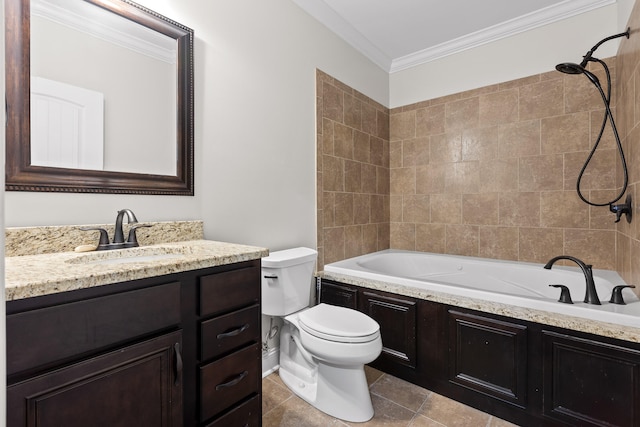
[5,0,389,254]
[161,0,389,251]
[389,4,621,108]
[619,0,636,29]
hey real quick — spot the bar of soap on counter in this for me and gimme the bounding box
[74,244,97,253]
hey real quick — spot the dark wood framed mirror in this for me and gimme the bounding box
[5,0,194,195]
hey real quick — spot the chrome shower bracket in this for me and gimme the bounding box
[610,194,632,223]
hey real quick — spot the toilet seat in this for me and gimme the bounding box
[298,303,380,343]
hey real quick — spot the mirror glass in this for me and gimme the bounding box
[5,0,194,195]
[31,0,177,175]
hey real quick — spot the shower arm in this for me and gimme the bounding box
[580,28,630,66]
[580,27,631,67]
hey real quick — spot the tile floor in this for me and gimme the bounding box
[262,367,519,426]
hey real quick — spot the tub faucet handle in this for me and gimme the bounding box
[609,285,636,305]
[549,284,574,304]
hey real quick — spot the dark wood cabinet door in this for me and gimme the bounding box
[542,331,640,427]
[7,331,183,427]
[319,280,358,309]
[359,290,417,368]
[448,310,528,408]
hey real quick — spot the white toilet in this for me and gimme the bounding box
[262,247,382,422]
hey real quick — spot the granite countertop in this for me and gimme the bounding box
[6,240,268,301]
[321,271,640,344]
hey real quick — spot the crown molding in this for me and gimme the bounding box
[292,0,616,73]
[32,0,176,64]
[292,0,392,71]
[390,0,616,72]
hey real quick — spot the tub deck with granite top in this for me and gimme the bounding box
[322,249,640,343]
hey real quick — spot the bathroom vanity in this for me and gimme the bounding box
[5,231,267,427]
[320,278,640,427]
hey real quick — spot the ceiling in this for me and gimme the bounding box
[292,0,616,73]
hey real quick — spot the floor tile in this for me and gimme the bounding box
[345,394,416,427]
[365,365,385,385]
[418,392,491,427]
[408,414,446,427]
[262,393,346,427]
[370,374,430,412]
[262,375,293,415]
[488,416,520,426]
[262,371,520,427]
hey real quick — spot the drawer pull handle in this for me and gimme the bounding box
[216,370,248,390]
[174,342,183,386]
[264,274,278,279]
[217,324,250,339]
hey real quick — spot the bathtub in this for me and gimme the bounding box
[323,250,640,329]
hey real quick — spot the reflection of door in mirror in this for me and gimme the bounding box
[31,76,105,170]
[30,0,177,176]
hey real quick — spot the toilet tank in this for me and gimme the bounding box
[261,247,318,316]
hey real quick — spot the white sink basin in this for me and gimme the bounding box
[67,247,187,266]
[85,253,185,265]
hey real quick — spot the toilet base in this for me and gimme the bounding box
[279,324,375,422]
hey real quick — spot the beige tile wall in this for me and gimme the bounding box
[316,70,390,269]
[389,64,621,270]
[615,0,640,294]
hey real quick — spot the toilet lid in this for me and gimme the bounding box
[298,303,380,343]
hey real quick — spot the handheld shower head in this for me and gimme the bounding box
[555,62,585,74]
[556,62,601,85]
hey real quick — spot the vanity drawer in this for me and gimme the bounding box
[199,265,260,316]
[199,343,261,422]
[200,304,260,361]
[204,394,261,427]
[7,282,181,377]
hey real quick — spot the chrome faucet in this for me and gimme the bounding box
[544,255,601,305]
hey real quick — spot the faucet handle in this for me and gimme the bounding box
[609,285,636,305]
[549,284,574,304]
[124,224,152,248]
[79,227,110,250]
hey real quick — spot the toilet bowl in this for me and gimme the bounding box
[280,304,382,421]
[261,248,382,422]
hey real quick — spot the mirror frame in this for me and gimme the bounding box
[5,0,194,195]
